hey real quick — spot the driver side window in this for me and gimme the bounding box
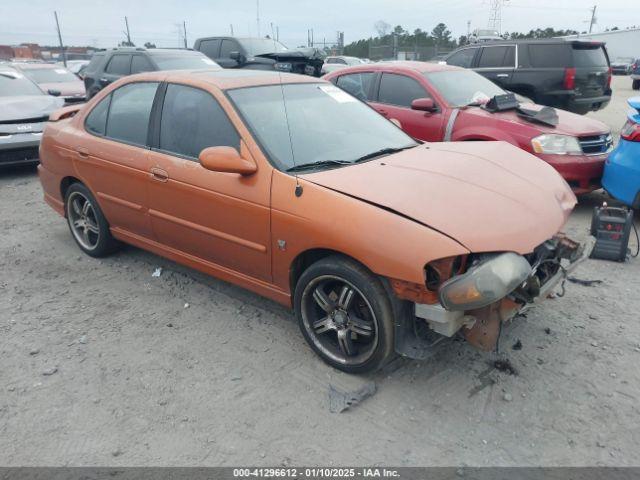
[377,73,430,108]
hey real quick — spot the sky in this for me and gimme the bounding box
[0,0,636,49]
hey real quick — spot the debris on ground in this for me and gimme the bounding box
[567,277,603,287]
[512,340,523,351]
[79,335,87,344]
[544,328,552,335]
[184,303,190,309]
[328,382,377,413]
[29,348,39,356]
[493,359,518,376]
[152,267,163,278]
[42,367,58,376]
[503,392,513,402]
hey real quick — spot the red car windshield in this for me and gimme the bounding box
[425,70,505,107]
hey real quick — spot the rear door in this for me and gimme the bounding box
[101,54,131,87]
[571,42,610,97]
[369,72,446,142]
[197,38,221,61]
[475,45,516,88]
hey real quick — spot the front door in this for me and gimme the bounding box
[369,72,446,142]
[146,83,271,281]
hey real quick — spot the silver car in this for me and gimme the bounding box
[0,66,64,167]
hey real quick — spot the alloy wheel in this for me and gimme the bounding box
[67,191,100,251]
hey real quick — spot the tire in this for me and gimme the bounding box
[294,255,395,374]
[633,79,640,91]
[64,183,119,257]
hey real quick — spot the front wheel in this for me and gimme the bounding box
[294,256,395,373]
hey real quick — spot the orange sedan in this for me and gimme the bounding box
[38,69,589,373]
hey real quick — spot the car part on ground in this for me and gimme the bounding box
[0,66,64,168]
[194,36,324,76]
[82,47,220,99]
[589,204,634,262]
[324,61,612,194]
[38,69,585,373]
[443,39,612,115]
[602,97,640,207]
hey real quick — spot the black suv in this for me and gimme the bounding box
[444,39,612,114]
[193,36,324,76]
[83,47,219,99]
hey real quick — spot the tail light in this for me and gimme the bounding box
[563,67,576,90]
[621,119,640,142]
[606,67,612,89]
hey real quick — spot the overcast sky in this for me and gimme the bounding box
[0,0,636,49]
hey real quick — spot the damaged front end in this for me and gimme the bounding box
[394,234,593,358]
[257,48,325,77]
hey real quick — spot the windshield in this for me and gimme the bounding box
[425,70,505,107]
[153,54,221,70]
[0,71,44,97]
[23,67,78,84]
[240,38,288,56]
[228,83,417,171]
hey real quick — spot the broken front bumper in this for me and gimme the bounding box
[414,234,594,352]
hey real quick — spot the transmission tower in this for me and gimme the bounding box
[487,0,508,33]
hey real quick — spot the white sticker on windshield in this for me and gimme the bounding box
[318,85,356,103]
[201,58,216,65]
[54,69,68,74]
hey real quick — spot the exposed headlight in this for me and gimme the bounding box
[438,253,532,311]
[531,134,582,155]
[274,62,293,72]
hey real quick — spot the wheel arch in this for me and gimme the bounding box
[60,176,84,201]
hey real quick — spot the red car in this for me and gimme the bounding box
[325,61,612,194]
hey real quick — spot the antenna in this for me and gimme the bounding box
[588,5,597,33]
[124,16,132,45]
[183,21,188,48]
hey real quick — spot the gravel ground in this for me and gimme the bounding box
[1,76,639,467]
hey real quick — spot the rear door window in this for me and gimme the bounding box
[130,55,154,74]
[105,82,159,146]
[335,72,375,101]
[446,48,477,68]
[377,73,429,108]
[528,44,570,68]
[158,84,240,159]
[105,54,131,75]
[199,39,221,58]
[85,94,111,136]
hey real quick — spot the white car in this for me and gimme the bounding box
[321,56,365,75]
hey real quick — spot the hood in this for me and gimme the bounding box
[256,47,325,62]
[37,81,85,97]
[0,95,64,122]
[464,102,609,137]
[301,142,576,254]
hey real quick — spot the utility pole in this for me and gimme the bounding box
[53,11,66,67]
[230,24,234,36]
[276,26,279,41]
[183,21,188,48]
[588,5,597,33]
[124,16,132,46]
[256,0,260,37]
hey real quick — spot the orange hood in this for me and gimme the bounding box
[301,141,576,254]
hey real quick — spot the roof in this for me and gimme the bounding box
[460,38,604,46]
[560,27,640,39]
[324,61,461,76]
[11,62,64,70]
[129,68,323,90]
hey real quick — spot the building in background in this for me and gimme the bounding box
[560,28,640,61]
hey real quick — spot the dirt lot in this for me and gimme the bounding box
[1,76,639,467]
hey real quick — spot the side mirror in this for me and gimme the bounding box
[411,98,437,112]
[48,89,61,97]
[199,146,257,175]
[229,51,245,64]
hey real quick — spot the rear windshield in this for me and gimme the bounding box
[152,54,220,70]
[572,45,608,68]
[23,67,78,84]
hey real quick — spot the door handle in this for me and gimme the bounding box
[76,147,89,158]
[150,167,169,182]
[496,74,509,78]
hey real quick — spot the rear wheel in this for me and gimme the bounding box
[633,79,640,90]
[65,183,119,257]
[294,256,395,373]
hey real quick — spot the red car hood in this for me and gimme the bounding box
[38,81,85,98]
[464,103,609,137]
[301,142,576,254]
